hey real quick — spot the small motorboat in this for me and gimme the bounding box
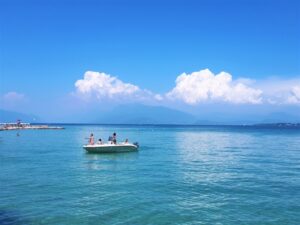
[83,142,139,153]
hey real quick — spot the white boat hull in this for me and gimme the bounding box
[83,143,138,153]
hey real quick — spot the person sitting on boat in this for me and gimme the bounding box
[97,138,103,144]
[124,138,128,144]
[89,133,94,145]
[112,132,117,144]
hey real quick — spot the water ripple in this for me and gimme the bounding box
[1,125,300,224]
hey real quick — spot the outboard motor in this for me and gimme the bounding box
[133,142,139,148]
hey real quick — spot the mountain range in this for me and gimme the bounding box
[0,109,40,123]
[1,104,300,125]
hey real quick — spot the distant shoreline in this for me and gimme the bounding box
[0,123,64,131]
[34,122,300,125]
[1,122,299,130]
[16,122,300,127]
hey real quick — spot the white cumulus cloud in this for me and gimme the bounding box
[256,78,300,105]
[287,86,300,104]
[166,69,262,104]
[73,70,299,106]
[75,71,140,99]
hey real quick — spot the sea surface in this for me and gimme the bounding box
[0,125,300,225]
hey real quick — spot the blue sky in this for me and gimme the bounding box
[0,0,299,122]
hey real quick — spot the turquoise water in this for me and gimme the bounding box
[1,125,300,224]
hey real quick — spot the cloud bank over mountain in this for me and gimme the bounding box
[2,69,299,123]
[73,69,300,106]
[74,71,162,103]
[289,86,300,103]
[75,71,140,99]
[166,69,262,104]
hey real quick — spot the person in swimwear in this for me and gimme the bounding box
[89,133,94,145]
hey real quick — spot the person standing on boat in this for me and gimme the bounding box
[112,132,117,144]
[97,138,103,144]
[89,133,94,145]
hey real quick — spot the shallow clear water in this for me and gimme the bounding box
[1,125,300,224]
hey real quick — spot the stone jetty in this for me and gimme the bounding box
[0,123,64,131]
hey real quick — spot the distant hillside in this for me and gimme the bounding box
[260,112,300,124]
[194,111,300,125]
[94,104,197,124]
[0,109,40,123]
[2,106,299,125]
